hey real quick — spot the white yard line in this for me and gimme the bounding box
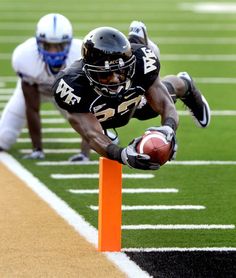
[168,161,236,165]
[2,53,236,61]
[51,173,155,179]
[20,149,82,154]
[181,3,236,14]
[17,138,82,143]
[68,188,179,194]
[35,160,236,166]
[90,205,205,211]
[2,36,236,45]
[22,128,75,133]
[122,224,235,230]
[2,77,236,84]
[161,54,236,61]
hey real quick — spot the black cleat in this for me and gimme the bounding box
[178,72,211,128]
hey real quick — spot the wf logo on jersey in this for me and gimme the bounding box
[55,79,81,105]
[141,47,157,74]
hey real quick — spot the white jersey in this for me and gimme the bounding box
[12,37,83,97]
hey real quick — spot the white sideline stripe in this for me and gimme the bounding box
[90,205,205,211]
[22,128,75,133]
[68,188,179,194]
[122,247,236,252]
[20,149,82,154]
[0,152,150,278]
[51,173,154,179]
[122,224,235,230]
[17,138,82,143]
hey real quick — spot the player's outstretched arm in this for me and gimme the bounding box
[67,112,160,170]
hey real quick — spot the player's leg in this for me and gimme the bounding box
[128,20,160,59]
[162,73,211,128]
[0,79,26,151]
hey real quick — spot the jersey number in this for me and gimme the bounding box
[95,95,142,122]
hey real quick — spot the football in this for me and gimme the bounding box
[136,131,173,165]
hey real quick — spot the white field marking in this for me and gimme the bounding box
[0,77,17,82]
[68,188,179,194]
[0,95,10,101]
[40,110,60,115]
[2,53,236,61]
[3,36,236,45]
[17,138,82,143]
[36,160,236,166]
[181,3,236,13]
[22,128,75,133]
[90,205,205,211]
[41,118,66,124]
[51,173,154,179]
[122,224,235,230]
[122,247,236,252]
[196,77,236,84]
[38,161,99,166]
[153,37,236,45]
[161,54,236,61]
[177,110,236,116]
[0,153,150,278]
[0,88,14,94]
[168,161,236,165]
[1,22,236,31]
[20,149,82,154]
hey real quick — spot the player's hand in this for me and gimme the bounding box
[22,149,45,160]
[121,137,160,170]
[147,126,178,160]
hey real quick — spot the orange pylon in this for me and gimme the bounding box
[98,157,122,251]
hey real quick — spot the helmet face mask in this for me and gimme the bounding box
[82,27,136,98]
[36,13,72,74]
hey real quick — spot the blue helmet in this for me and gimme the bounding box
[36,13,72,74]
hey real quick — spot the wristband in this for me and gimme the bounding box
[106,144,123,163]
[163,117,177,132]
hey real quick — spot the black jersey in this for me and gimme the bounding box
[53,44,160,129]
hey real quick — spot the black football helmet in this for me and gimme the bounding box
[82,27,136,98]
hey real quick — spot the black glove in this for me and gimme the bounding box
[147,126,178,160]
[22,149,45,160]
[121,137,160,170]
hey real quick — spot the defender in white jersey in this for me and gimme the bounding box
[0,13,86,159]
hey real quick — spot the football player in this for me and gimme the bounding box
[0,13,91,160]
[53,26,179,170]
[67,21,211,163]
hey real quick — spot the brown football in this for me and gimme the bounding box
[136,131,173,165]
